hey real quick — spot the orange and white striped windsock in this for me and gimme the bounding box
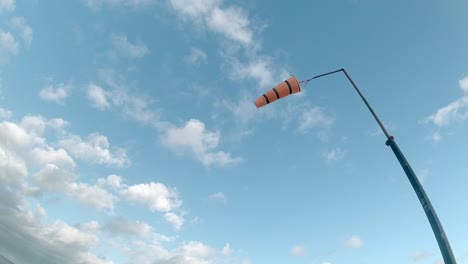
[254,76,301,108]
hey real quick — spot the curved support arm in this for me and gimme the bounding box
[309,69,456,264]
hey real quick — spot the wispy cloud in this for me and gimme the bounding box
[426,76,468,127]
[82,0,155,11]
[426,96,468,127]
[164,212,184,230]
[324,147,346,162]
[10,16,32,47]
[111,33,149,59]
[185,47,208,66]
[344,235,363,249]
[0,0,15,14]
[0,30,19,64]
[459,76,468,93]
[0,108,12,119]
[290,245,307,256]
[209,192,226,203]
[39,83,72,104]
[410,251,433,262]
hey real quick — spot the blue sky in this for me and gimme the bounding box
[0,0,468,263]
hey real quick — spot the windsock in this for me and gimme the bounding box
[254,76,301,108]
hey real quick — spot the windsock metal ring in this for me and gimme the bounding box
[254,76,301,108]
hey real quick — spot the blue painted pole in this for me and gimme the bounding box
[309,68,456,263]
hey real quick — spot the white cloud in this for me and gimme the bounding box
[59,133,130,167]
[31,147,75,168]
[44,220,99,249]
[39,83,71,104]
[68,182,116,210]
[0,30,19,64]
[426,96,468,127]
[169,0,253,46]
[82,0,155,11]
[290,245,307,256]
[33,164,75,192]
[322,262,332,264]
[161,119,241,166]
[0,0,14,13]
[0,147,28,188]
[206,7,253,46]
[10,17,32,47]
[459,76,468,93]
[98,174,123,189]
[169,0,219,18]
[124,240,222,264]
[32,165,116,211]
[87,82,111,110]
[0,187,110,264]
[103,217,152,237]
[0,108,12,119]
[121,182,182,212]
[410,251,433,262]
[186,47,208,66]
[162,241,216,264]
[344,235,363,249]
[111,33,149,59]
[209,192,226,203]
[164,212,184,230]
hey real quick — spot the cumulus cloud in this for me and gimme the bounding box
[39,83,71,104]
[121,182,182,212]
[33,164,75,192]
[59,132,130,167]
[103,217,152,237]
[344,235,363,249]
[10,16,32,47]
[0,147,28,188]
[31,147,75,168]
[68,182,116,210]
[161,119,241,166]
[111,33,149,59]
[0,187,110,264]
[0,30,19,64]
